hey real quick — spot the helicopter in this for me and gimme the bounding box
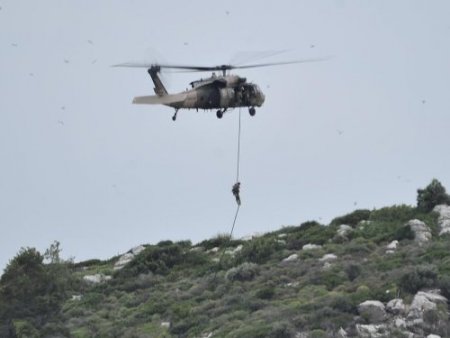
[114,58,326,121]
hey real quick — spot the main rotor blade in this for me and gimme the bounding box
[112,56,330,72]
[112,62,228,71]
[231,57,331,70]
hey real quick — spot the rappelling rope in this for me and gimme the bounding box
[236,107,241,182]
[213,108,242,282]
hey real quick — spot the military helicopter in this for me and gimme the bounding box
[114,58,325,121]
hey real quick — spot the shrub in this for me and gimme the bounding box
[225,262,259,282]
[370,205,417,223]
[255,285,275,300]
[236,237,281,264]
[417,179,450,212]
[0,245,73,329]
[345,263,362,281]
[395,224,415,241]
[310,329,328,338]
[198,233,234,250]
[330,209,371,227]
[286,221,336,250]
[438,276,450,300]
[118,242,205,277]
[399,265,438,294]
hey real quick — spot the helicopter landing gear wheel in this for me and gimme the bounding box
[172,109,179,121]
[216,110,223,119]
[249,107,256,116]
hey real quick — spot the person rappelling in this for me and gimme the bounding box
[232,182,241,206]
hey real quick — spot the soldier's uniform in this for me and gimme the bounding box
[232,182,241,206]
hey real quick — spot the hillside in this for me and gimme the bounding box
[1,180,450,338]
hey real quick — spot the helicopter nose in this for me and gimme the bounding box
[259,91,265,106]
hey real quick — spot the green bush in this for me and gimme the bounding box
[118,242,204,277]
[236,237,282,264]
[399,265,438,294]
[198,233,235,250]
[417,179,450,212]
[370,205,418,223]
[286,222,336,250]
[330,209,371,227]
[255,285,275,300]
[0,245,73,329]
[226,263,259,282]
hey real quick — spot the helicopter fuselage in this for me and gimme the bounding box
[131,66,265,120]
[167,78,265,110]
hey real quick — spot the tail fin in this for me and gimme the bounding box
[148,66,168,97]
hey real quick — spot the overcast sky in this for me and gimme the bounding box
[1,1,450,272]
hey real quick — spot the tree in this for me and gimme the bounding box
[0,243,73,334]
[417,179,450,212]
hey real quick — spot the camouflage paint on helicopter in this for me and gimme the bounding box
[115,57,327,121]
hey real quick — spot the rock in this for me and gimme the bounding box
[433,204,450,235]
[131,245,145,255]
[71,295,82,301]
[386,298,406,315]
[319,253,337,262]
[160,321,170,328]
[278,233,287,238]
[114,253,134,270]
[322,262,333,270]
[406,219,432,245]
[200,333,213,338]
[302,243,322,250]
[427,335,441,338]
[337,327,348,338]
[225,245,243,256]
[386,240,398,250]
[337,224,353,237]
[355,324,387,338]
[282,253,298,262]
[207,247,220,253]
[386,240,399,254]
[114,245,147,270]
[83,274,112,284]
[393,317,407,329]
[407,290,448,321]
[277,239,286,245]
[358,300,387,323]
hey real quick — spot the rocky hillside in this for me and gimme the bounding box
[1,180,450,337]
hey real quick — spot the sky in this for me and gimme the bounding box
[1,1,450,272]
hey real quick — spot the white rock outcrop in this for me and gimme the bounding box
[83,273,112,284]
[386,298,405,315]
[337,327,348,338]
[407,290,447,320]
[406,219,432,245]
[386,240,399,254]
[71,295,82,301]
[358,300,387,323]
[337,224,353,238]
[160,321,170,328]
[302,243,322,250]
[207,247,220,253]
[282,253,298,262]
[224,244,243,256]
[114,245,146,270]
[433,204,450,235]
[355,324,387,338]
[319,253,337,262]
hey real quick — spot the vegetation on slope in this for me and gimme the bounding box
[1,179,450,337]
